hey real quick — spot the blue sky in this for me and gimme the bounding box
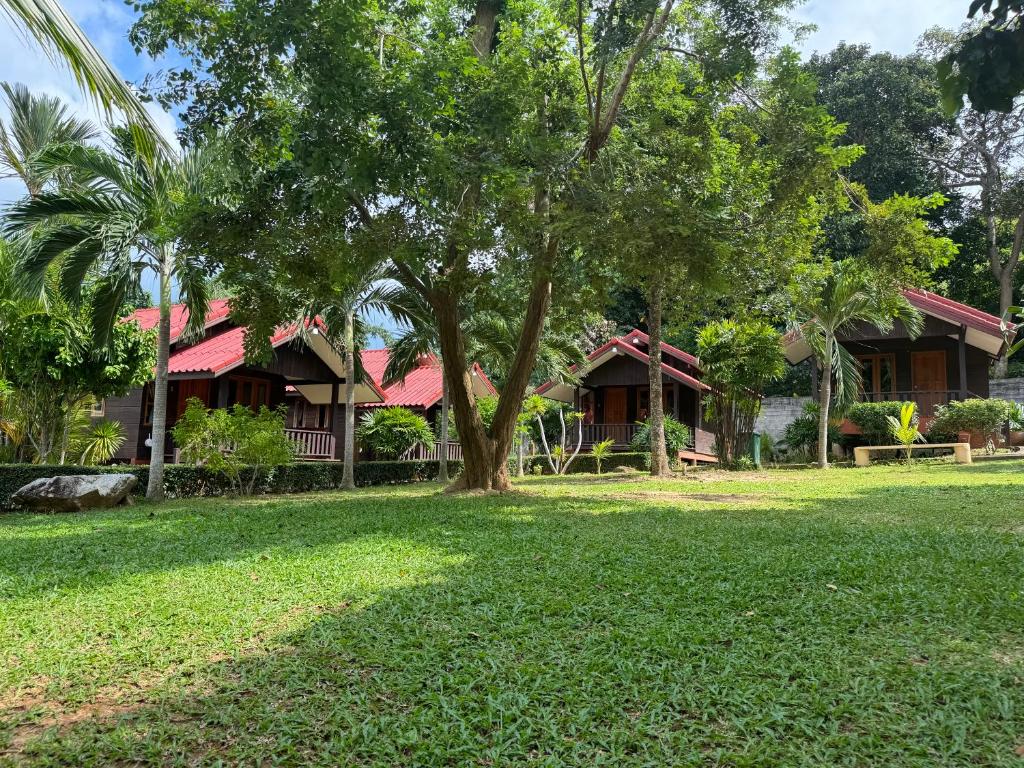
[0,0,971,232]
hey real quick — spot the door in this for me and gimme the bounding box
[911,351,947,393]
[604,387,627,423]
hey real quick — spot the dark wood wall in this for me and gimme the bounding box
[97,387,146,462]
[841,336,990,396]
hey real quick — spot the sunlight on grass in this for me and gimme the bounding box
[1,461,1023,765]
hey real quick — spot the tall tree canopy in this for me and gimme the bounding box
[130,0,816,490]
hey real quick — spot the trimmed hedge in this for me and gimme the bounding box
[0,460,465,510]
[846,401,911,445]
[1,452,653,510]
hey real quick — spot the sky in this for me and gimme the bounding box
[0,0,974,302]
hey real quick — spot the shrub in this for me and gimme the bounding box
[696,319,785,464]
[784,402,840,453]
[77,419,126,465]
[846,401,912,445]
[172,399,295,494]
[356,407,434,459]
[928,398,1014,440]
[630,415,691,456]
[590,439,615,475]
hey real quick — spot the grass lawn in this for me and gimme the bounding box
[1,462,1023,766]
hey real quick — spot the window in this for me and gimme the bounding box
[297,402,330,429]
[90,399,105,417]
[637,387,676,421]
[857,354,896,399]
[228,376,271,411]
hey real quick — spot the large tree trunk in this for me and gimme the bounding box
[146,262,172,500]
[438,372,450,484]
[647,279,671,476]
[817,334,833,470]
[992,210,1024,377]
[342,310,356,490]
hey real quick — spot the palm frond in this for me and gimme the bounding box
[0,0,169,156]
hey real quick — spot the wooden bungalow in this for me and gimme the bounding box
[535,329,717,462]
[782,288,1013,428]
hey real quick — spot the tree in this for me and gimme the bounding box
[5,129,212,497]
[0,0,168,153]
[696,319,785,466]
[939,0,1024,113]
[0,81,97,197]
[128,0,806,491]
[788,263,924,468]
[924,96,1024,374]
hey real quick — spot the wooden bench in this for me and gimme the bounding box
[853,443,971,467]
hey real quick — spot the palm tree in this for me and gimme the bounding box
[305,264,404,490]
[0,0,167,153]
[384,287,453,482]
[789,263,923,469]
[5,128,211,499]
[0,82,97,196]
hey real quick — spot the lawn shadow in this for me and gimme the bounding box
[3,473,1024,765]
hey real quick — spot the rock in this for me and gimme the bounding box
[11,474,139,512]
[611,465,641,474]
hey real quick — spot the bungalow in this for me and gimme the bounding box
[102,301,494,464]
[782,288,1014,424]
[535,329,717,461]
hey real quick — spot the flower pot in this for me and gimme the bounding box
[1009,430,1024,447]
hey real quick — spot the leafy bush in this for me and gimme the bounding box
[356,407,434,459]
[77,419,126,465]
[928,398,1013,441]
[630,415,691,457]
[172,399,295,494]
[784,402,840,453]
[696,319,785,464]
[846,401,912,445]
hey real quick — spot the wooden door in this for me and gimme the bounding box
[911,351,947,392]
[604,387,627,423]
[175,379,210,419]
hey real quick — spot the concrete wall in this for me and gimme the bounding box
[756,396,814,441]
[989,377,1024,404]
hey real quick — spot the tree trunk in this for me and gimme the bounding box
[342,310,356,490]
[438,372,450,484]
[647,279,672,476]
[146,262,172,500]
[817,334,833,470]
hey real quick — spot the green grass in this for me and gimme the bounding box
[1,462,1023,766]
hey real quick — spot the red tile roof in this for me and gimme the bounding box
[536,331,706,395]
[902,288,1010,338]
[127,299,232,343]
[360,349,498,408]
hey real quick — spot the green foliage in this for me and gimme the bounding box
[886,402,926,462]
[356,407,433,460]
[783,402,842,455]
[78,419,126,466]
[938,1,1024,112]
[630,416,691,457]
[171,399,295,495]
[846,401,915,446]
[589,439,615,475]
[929,398,1015,439]
[697,319,785,464]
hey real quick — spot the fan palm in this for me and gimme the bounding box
[0,81,97,196]
[0,0,166,154]
[789,263,923,469]
[5,128,212,498]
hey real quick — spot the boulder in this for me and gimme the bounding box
[11,474,139,512]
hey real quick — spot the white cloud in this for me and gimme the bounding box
[793,0,969,57]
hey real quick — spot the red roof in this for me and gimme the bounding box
[360,349,498,408]
[127,299,232,343]
[536,330,706,395]
[902,288,1010,338]
[167,324,295,376]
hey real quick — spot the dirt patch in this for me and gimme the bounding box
[606,491,762,504]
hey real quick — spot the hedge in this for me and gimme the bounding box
[1,452,654,510]
[845,401,912,445]
[0,460,465,510]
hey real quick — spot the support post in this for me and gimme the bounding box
[216,377,229,408]
[330,379,343,460]
[958,324,968,399]
[809,358,819,398]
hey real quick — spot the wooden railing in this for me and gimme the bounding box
[581,423,640,447]
[285,428,336,460]
[859,390,966,416]
[400,441,464,461]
